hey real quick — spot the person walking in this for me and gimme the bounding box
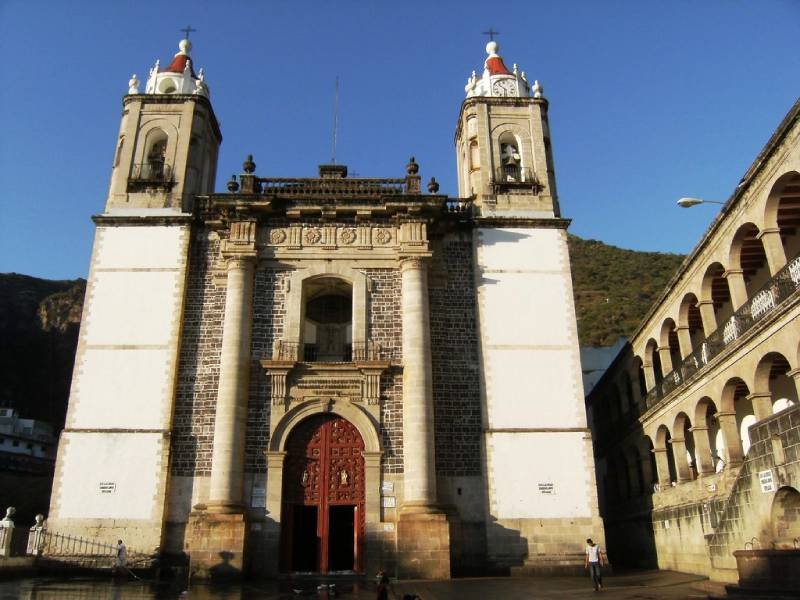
[114,539,127,575]
[584,538,606,591]
[376,570,390,600]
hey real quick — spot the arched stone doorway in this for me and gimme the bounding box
[771,486,800,547]
[280,413,366,573]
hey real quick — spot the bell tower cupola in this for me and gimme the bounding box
[106,37,221,213]
[455,41,559,217]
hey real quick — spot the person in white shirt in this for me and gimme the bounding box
[584,538,606,591]
[114,539,127,575]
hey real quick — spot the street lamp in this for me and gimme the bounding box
[676,197,726,208]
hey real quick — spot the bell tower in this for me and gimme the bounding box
[107,38,221,212]
[455,41,558,216]
[459,41,604,573]
[48,38,221,553]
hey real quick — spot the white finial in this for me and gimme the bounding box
[521,71,528,82]
[128,74,140,94]
[486,41,499,56]
[178,38,192,55]
[184,58,192,74]
[513,63,518,74]
[533,80,544,99]
[198,67,205,81]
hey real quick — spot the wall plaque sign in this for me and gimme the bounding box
[537,482,555,495]
[381,496,397,508]
[99,482,116,494]
[381,481,394,494]
[758,469,776,493]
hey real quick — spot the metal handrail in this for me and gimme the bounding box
[130,162,172,182]
[493,166,536,185]
[645,253,800,410]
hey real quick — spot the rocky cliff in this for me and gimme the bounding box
[0,274,85,429]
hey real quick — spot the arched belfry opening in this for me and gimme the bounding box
[280,413,366,573]
[302,277,353,362]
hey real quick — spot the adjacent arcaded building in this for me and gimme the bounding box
[48,38,603,578]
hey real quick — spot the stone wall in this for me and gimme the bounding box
[245,268,290,474]
[648,405,800,582]
[172,230,224,476]
[366,268,404,473]
[429,233,482,477]
[707,405,800,572]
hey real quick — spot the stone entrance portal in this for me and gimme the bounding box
[280,414,365,573]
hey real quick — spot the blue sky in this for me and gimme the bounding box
[1,0,798,280]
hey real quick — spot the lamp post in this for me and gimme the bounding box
[676,197,726,208]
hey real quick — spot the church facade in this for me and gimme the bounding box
[47,38,603,578]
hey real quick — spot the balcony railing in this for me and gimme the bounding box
[127,162,173,191]
[271,340,383,362]
[644,252,800,410]
[258,177,406,197]
[493,166,537,185]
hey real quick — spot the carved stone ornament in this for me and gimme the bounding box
[374,228,391,245]
[304,228,322,245]
[301,470,309,486]
[270,229,287,245]
[340,228,357,245]
[339,469,349,485]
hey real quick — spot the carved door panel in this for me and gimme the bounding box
[282,414,365,572]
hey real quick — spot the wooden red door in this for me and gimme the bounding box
[282,414,366,572]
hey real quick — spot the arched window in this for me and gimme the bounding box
[303,278,353,362]
[143,129,168,179]
[498,133,522,181]
[114,136,124,167]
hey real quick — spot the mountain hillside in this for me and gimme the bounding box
[568,235,685,347]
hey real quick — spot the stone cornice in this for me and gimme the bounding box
[123,93,222,141]
[473,216,571,229]
[92,214,193,226]
[454,96,548,143]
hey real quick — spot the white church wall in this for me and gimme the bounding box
[84,270,180,346]
[485,348,583,428]
[488,432,592,518]
[51,224,190,551]
[70,348,172,429]
[56,432,164,520]
[474,225,602,555]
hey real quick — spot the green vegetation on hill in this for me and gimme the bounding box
[568,235,685,347]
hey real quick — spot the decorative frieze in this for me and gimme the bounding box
[263,226,398,251]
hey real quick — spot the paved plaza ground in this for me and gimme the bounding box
[0,570,729,599]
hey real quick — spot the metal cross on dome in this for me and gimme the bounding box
[180,25,197,39]
[482,27,500,42]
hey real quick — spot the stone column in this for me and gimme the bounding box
[757,228,787,275]
[697,300,717,336]
[787,369,800,400]
[715,411,743,466]
[689,426,715,476]
[748,392,773,422]
[657,346,674,376]
[669,437,691,483]
[397,255,450,580]
[675,325,693,359]
[652,448,672,488]
[208,254,256,511]
[399,256,437,510]
[723,269,748,310]
[643,361,656,391]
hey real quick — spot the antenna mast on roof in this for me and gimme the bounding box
[331,76,340,164]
